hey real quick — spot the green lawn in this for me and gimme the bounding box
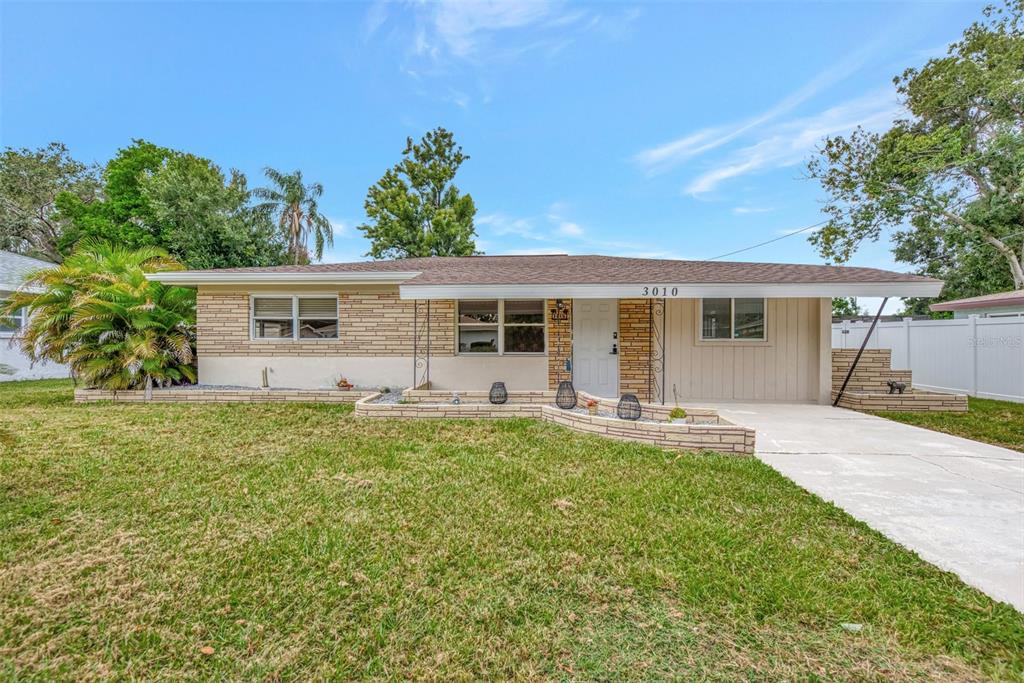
[1,380,1021,680]
[876,396,1024,452]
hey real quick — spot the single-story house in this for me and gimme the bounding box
[148,254,942,404]
[929,290,1024,318]
[0,250,68,382]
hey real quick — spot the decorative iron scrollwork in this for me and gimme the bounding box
[412,300,431,389]
[648,298,666,404]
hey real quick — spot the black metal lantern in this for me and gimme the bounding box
[616,394,642,420]
[489,381,508,404]
[555,380,577,409]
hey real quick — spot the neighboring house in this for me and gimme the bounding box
[0,250,69,381]
[148,254,942,403]
[929,290,1024,318]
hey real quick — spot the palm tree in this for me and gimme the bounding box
[2,242,196,391]
[252,168,333,264]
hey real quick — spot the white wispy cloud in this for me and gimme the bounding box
[363,1,639,106]
[732,207,774,215]
[329,217,351,237]
[476,212,548,241]
[684,89,901,196]
[557,221,584,237]
[633,40,883,175]
[477,202,689,260]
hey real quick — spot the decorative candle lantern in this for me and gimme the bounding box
[489,381,508,405]
[616,394,642,420]
[555,381,577,410]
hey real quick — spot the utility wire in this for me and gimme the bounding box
[706,221,828,261]
[706,221,1024,263]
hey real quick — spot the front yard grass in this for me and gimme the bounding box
[875,396,1024,452]
[1,379,1022,680]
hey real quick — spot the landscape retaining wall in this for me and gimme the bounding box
[74,388,375,403]
[355,391,755,454]
[831,349,968,412]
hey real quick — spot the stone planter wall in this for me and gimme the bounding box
[401,389,555,404]
[831,390,968,413]
[74,388,375,404]
[576,390,719,423]
[355,391,755,455]
[831,349,968,412]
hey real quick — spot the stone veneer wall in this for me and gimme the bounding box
[831,349,911,393]
[546,299,573,390]
[831,348,968,412]
[618,299,653,401]
[542,407,754,455]
[75,388,374,403]
[831,390,968,412]
[576,391,719,423]
[403,389,556,404]
[355,391,755,455]
[196,290,455,357]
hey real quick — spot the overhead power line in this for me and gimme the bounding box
[705,221,828,261]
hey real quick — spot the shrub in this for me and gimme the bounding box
[1,242,196,390]
[669,407,687,420]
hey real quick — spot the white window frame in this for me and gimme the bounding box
[698,297,767,342]
[0,298,24,337]
[250,294,339,341]
[456,299,547,356]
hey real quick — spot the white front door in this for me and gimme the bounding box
[572,299,619,398]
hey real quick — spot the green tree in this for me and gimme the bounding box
[359,127,478,259]
[142,154,289,269]
[253,168,334,264]
[0,142,100,262]
[55,139,290,269]
[832,297,864,318]
[57,139,171,252]
[1,242,196,390]
[808,1,1024,293]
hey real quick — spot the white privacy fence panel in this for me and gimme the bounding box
[833,316,1024,403]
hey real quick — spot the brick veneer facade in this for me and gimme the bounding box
[831,348,968,412]
[618,299,653,401]
[546,299,572,390]
[355,390,755,455]
[197,290,455,357]
[831,349,911,393]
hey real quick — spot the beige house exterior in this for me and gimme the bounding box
[150,255,942,404]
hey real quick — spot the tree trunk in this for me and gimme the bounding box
[982,233,1024,289]
[144,374,153,401]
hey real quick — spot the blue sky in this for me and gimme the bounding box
[1,0,984,307]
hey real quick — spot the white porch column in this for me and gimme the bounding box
[819,297,833,404]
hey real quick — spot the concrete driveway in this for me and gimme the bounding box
[700,401,1024,611]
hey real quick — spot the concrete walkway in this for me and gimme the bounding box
[699,401,1024,611]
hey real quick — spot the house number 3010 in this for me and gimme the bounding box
[641,286,678,297]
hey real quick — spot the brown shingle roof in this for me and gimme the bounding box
[174,254,937,286]
[929,290,1024,311]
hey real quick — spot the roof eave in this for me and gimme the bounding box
[399,280,944,300]
[145,271,423,287]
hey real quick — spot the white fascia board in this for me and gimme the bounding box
[400,281,944,300]
[145,271,422,286]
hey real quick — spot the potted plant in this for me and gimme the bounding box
[586,399,599,415]
[668,407,687,423]
[337,376,353,391]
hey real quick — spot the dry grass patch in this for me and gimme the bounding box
[1,380,1022,680]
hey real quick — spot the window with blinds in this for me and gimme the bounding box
[252,296,338,340]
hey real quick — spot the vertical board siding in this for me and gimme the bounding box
[665,298,824,402]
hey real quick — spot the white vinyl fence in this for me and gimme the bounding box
[833,315,1024,403]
